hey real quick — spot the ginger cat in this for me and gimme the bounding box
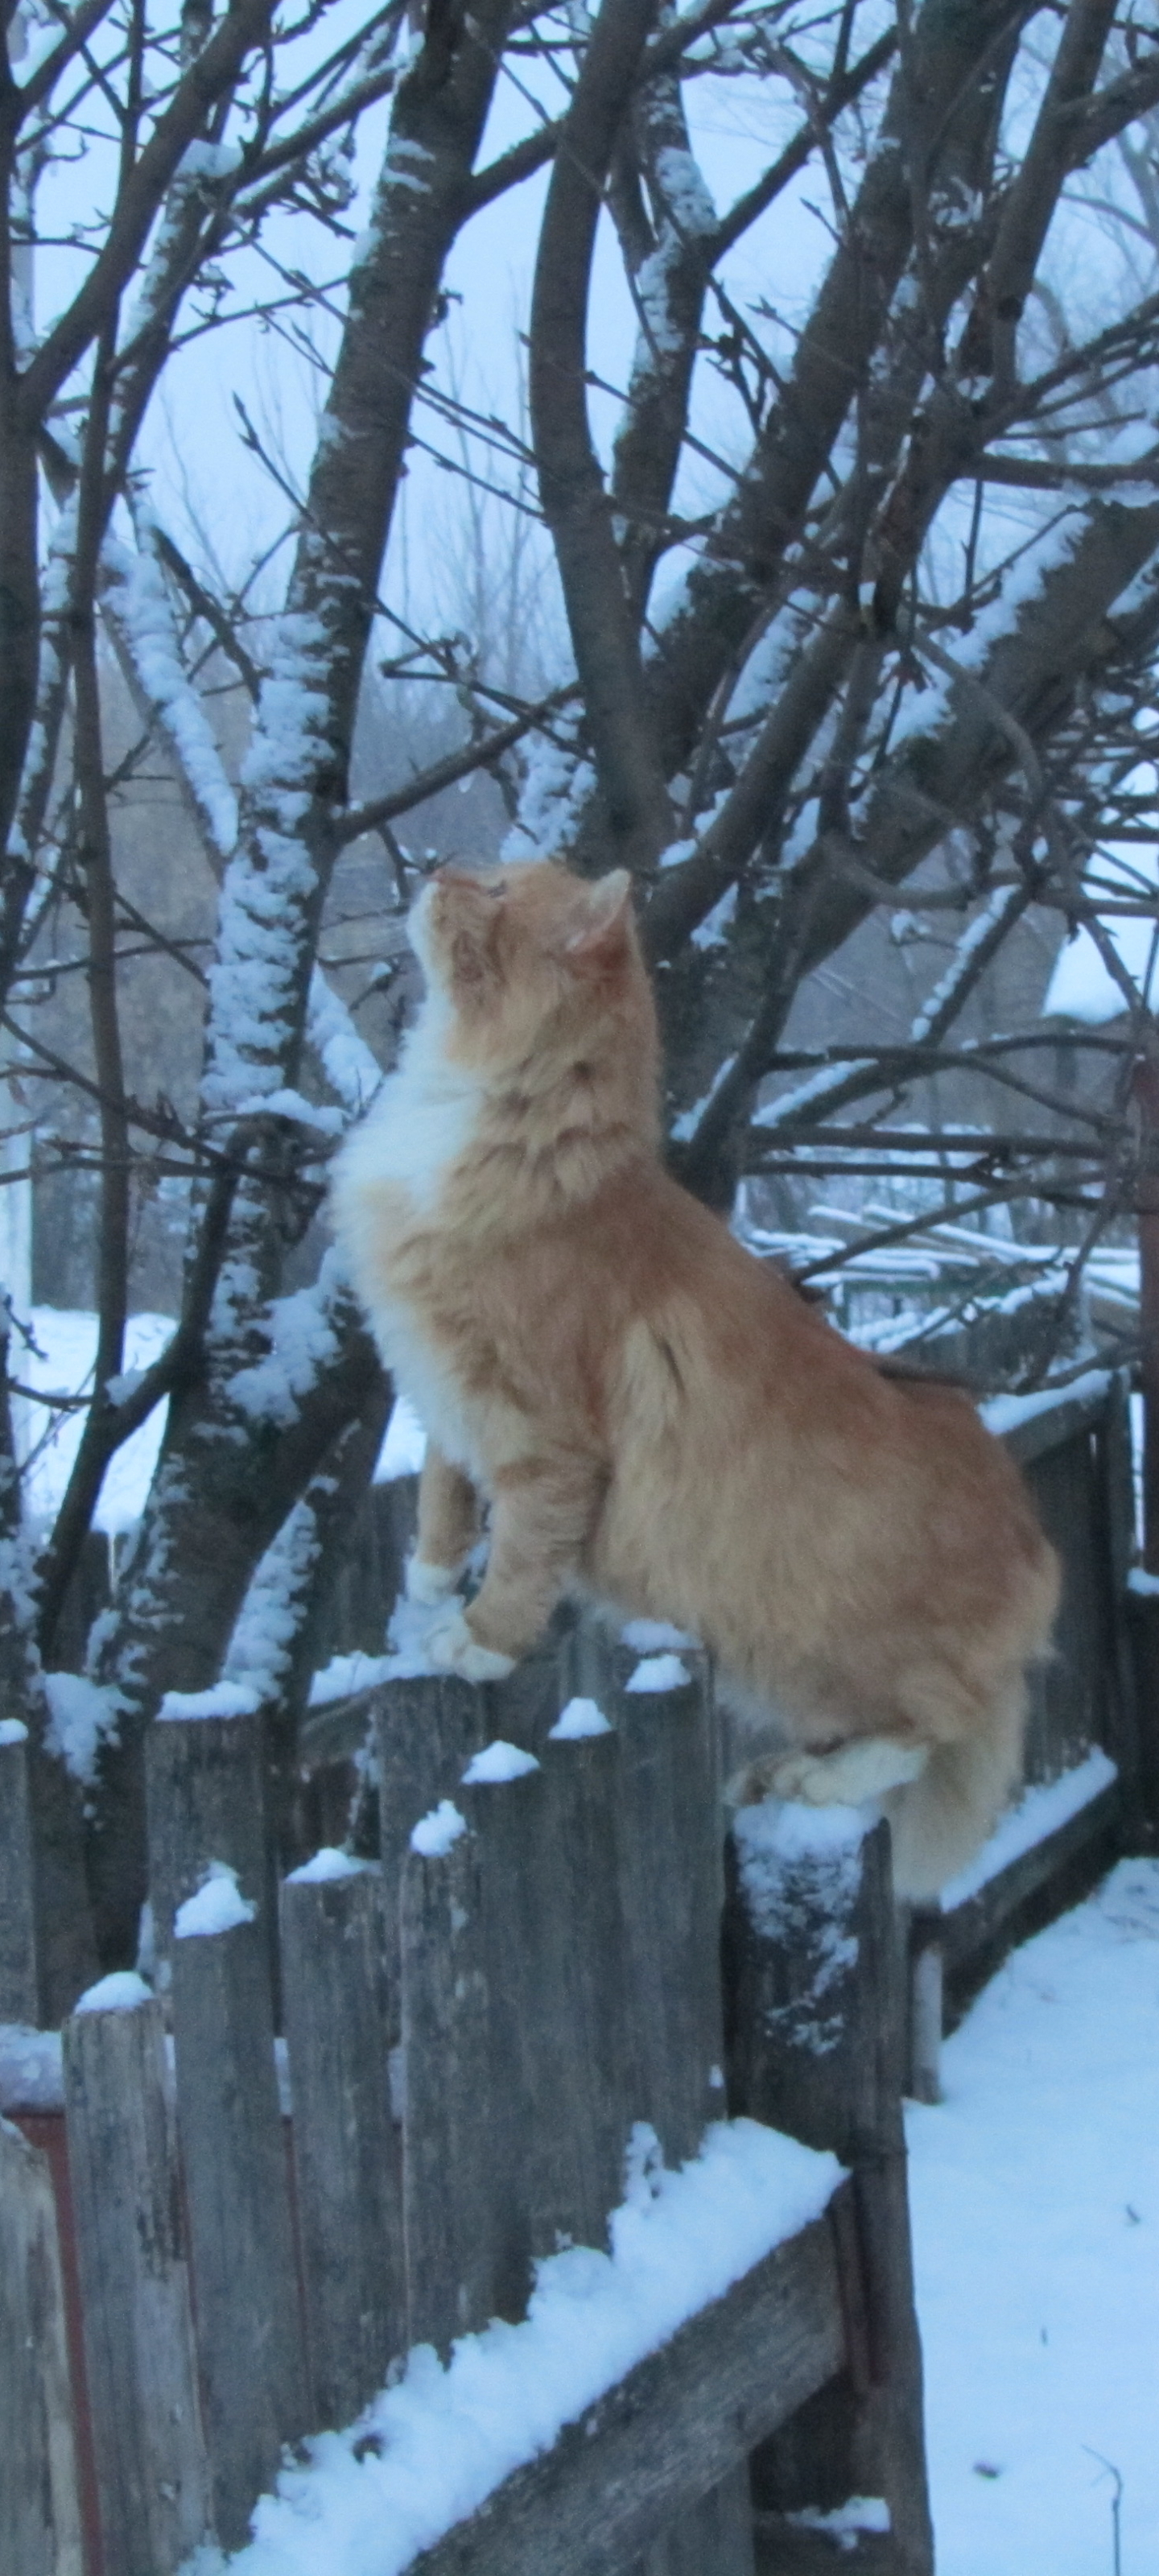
[332,861,1059,1898]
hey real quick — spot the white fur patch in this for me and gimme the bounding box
[427,1607,517,1683]
[766,1737,930,1808]
[338,992,482,1211]
[406,1555,461,1605]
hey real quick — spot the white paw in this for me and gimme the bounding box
[427,1607,517,1684]
[767,1737,930,1807]
[406,1554,461,1606]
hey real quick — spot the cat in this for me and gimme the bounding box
[331,860,1060,1899]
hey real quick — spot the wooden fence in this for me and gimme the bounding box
[1,1368,1149,2576]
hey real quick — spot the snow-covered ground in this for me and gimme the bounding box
[907,1857,1159,2576]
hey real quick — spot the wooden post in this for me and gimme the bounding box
[0,2112,85,2576]
[375,1673,489,2002]
[280,1856,405,2425]
[906,1917,942,2107]
[146,1705,270,2002]
[171,1892,308,2549]
[610,1646,724,2166]
[0,1722,38,2022]
[61,1986,209,2574]
[727,1808,934,2576]
[399,1819,496,2354]
[539,1722,638,2246]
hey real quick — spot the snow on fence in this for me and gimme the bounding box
[0,1368,1146,2576]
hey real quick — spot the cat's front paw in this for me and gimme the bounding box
[427,1607,517,1684]
[406,1554,461,1606]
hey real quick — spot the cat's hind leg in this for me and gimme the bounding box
[736,1734,930,1810]
[407,1444,482,1602]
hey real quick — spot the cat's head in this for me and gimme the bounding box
[408,861,652,1075]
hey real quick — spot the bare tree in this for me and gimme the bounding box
[3,0,1159,1990]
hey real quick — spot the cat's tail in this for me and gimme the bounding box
[881,1671,1028,1903]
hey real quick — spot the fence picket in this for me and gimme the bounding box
[146,1706,270,2000]
[539,1726,637,2247]
[375,1674,490,2001]
[400,1823,496,2353]
[0,1726,38,2022]
[171,1904,308,2549]
[60,1990,208,2574]
[727,1812,933,2576]
[0,2112,84,2576]
[280,1858,405,2425]
[611,1647,724,2166]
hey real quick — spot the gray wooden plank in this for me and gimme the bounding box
[610,1648,724,2168]
[171,1902,308,2549]
[61,1990,209,2574]
[280,1859,404,2426]
[728,1816,933,2576]
[399,1823,497,2353]
[411,2209,846,2576]
[0,1727,38,2022]
[0,2112,84,2576]
[146,1707,270,2002]
[375,1674,490,2008]
[539,1725,638,2248]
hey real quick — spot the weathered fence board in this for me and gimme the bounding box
[0,1724,38,2021]
[610,1649,724,2167]
[400,1824,497,2353]
[61,1992,208,2576]
[727,1814,933,2576]
[146,1706,270,1998]
[0,2112,84,2576]
[410,2213,846,2576]
[280,1857,404,2427]
[171,1903,308,2549]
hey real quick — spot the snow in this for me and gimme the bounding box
[624,1653,691,1694]
[981,1368,1111,1439]
[174,1860,258,1940]
[227,1498,322,1705]
[460,1740,540,1785]
[181,2117,842,2576]
[732,1802,865,2055]
[410,1800,467,1859]
[286,1848,372,1885]
[19,1308,175,1533]
[42,1670,118,1784]
[670,1054,735,1145]
[374,1394,426,1483]
[73,1969,153,2016]
[939,1749,1117,1911]
[308,1652,395,1707]
[0,2025,64,2113]
[0,1716,28,1745]
[907,1860,1159,2574]
[788,2497,890,2549]
[226,1261,344,1427]
[621,1619,694,1651]
[104,535,239,860]
[548,1697,612,1740]
[159,1681,262,1722]
[1045,913,1159,1022]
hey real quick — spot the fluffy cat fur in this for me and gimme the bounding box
[332,861,1060,1899]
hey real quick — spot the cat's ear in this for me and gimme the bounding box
[563,869,633,963]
